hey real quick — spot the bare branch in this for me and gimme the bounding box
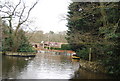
[12,0,21,16]
[1,16,10,19]
[20,1,38,25]
[27,26,38,41]
[1,0,39,36]
[4,4,12,11]
[1,0,21,19]
[0,10,11,15]
[14,0,39,35]
[18,1,26,23]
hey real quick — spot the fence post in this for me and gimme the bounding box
[89,48,92,61]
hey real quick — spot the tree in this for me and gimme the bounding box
[26,31,67,43]
[17,29,35,52]
[0,0,38,34]
[1,19,13,51]
[66,2,120,75]
[0,0,39,52]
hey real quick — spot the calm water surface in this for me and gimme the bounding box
[2,53,79,79]
[2,52,113,79]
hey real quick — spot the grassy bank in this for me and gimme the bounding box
[75,59,120,79]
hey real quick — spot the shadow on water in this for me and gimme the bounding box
[2,55,34,79]
[70,66,120,80]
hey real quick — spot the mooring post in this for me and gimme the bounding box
[89,48,92,61]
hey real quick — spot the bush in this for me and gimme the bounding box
[76,48,89,60]
[17,44,36,53]
[61,44,71,50]
[50,44,71,50]
[102,44,120,75]
[50,47,61,50]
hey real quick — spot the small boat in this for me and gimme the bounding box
[72,53,80,59]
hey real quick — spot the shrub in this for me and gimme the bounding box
[76,48,89,60]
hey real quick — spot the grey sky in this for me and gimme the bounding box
[72,0,120,2]
[29,0,119,33]
[0,0,72,33]
[28,0,72,33]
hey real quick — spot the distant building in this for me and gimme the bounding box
[44,41,68,48]
[31,42,68,49]
[31,43,43,49]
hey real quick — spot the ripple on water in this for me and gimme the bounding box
[16,53,79,79]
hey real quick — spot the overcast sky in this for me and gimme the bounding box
[1,0,72,33]
[1,0,119,33]
[25,0,72,33]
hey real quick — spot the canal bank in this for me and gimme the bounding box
[2,52,36,57]
[72,59,120,79]
[79,59,107,73]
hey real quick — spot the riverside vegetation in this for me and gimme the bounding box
[0,0,38,54]
[1,18,36,54]
[66,2,120,76]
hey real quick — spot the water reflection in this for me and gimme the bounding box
[2,55,33,79]
[2,53,79,79]
[17,53,79,79]
[2,52,114,79]
[72,68,112,79]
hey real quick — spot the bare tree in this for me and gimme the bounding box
[0,0,39,52]
[0,0,39,35]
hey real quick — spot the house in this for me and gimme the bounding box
[31,42,68,49]
[44,42,68,48]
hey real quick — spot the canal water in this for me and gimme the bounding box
[2,52,114,79]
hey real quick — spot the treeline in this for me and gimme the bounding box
[26,31,67,43]
[1,18,35,53]
[66,2,120,75]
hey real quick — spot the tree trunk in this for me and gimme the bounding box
[100,2,108,27]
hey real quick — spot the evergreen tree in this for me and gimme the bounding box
[66,2,120,75]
